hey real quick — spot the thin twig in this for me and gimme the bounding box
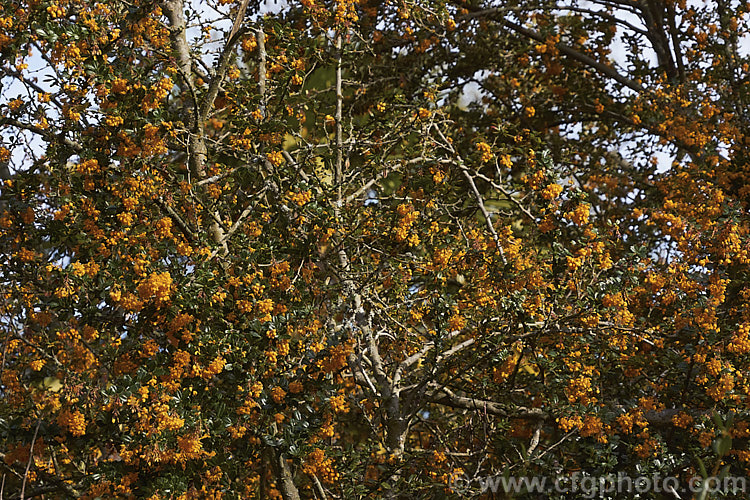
[431,124,507,265]
[312,474,328,499]
[21,419,42,500]
[459,7,644,92]
[209,187,268,258]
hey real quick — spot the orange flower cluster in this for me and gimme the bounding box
[303,448,339,484]
[394,203,420,245]
[137,272,174,306]
[57,409,86,436]
[476,141,493,162]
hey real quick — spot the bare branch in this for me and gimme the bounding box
[199,1,250,123]
[431,124,507,265]
[426,385,548,420]
[20,419,41,500]
[209,186,268,258]
[458,8,644,93]
[424,386,714,429]
[0,117,83,152]
[156,197,196,242]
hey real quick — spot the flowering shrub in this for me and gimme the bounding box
[1,0,750,498]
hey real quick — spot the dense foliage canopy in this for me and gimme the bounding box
[2,0,750,498]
